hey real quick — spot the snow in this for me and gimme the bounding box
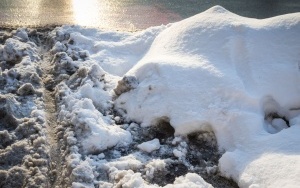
[112,5,300,188]
[0,37,39,62]
[165,173,213,188]
[1,5,300,188]
[137,139,160,153]
[145,159,166,179]
[173,149,185,159]
[0,28,48,187]
[55,25,166,76]
[115,172,214,188]
[57,87,132,154]
[49,6,300,187]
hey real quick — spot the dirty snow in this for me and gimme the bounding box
[0,28,48,187]
[1,5,299,188]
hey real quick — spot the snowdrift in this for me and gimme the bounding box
[26,5,300,188]
[113,6,300,187]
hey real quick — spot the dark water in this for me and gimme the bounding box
[0,0,299,31]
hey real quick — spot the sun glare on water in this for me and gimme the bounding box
[72,0,108,27]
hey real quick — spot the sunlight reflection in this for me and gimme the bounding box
[72,0,108,27]
[13,0,41,26]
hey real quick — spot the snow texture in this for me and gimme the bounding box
[0,28,48,187]
[113,6,300,188]
[1,5,300,188]
[48,23,232,186]
[137,138,160,153]
[50,6,300,188]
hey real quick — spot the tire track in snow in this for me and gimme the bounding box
[39,35,65,188]
[43,84,63,187]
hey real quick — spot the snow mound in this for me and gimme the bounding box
[115,6,300,187]
[52,25,166,76]
[40,5,300,188]
[58,94,131,153]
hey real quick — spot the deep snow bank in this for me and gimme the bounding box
[114,6,300,187]
[38,5,300,188]
[49,22,225,187]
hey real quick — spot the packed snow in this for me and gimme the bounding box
[137,139,161,153]
[0,28,49,187]
[0,5,299,188]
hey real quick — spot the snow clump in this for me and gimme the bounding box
[137,138,161,153]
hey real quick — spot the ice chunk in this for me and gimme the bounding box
[137,139,160,153]
[17,83,35,96]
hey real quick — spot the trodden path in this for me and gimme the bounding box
[39,33,65,188]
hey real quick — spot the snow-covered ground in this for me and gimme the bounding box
[0,28,49,187]
[0,5,299,188]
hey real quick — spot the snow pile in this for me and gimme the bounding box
[57,82,131,154]
[114,6,300,188]
[51,25,166,76]
[0,30,39,63]
[0,28,49,187]
[49,25,228,188]
[49,27,132,155]
[47,28,143,186]
[165,173,213,188]
[0,29,41,94]
[20,5,300,188]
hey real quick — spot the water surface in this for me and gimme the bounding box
[0,0,299,31]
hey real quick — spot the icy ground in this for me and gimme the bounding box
[1,6,300,188]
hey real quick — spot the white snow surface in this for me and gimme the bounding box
[164,173,213,188]
[57,25,166,76]
[114,6,300,187]
[57,5,300,188]
[58,93,131,153]
[137,138,160,153]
